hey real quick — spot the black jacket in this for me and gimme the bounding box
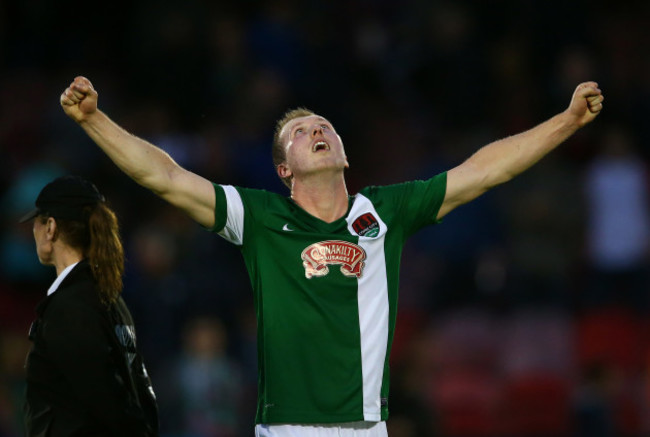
[24,260,159,436]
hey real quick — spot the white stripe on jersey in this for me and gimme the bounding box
[255,421,387,437]
[347,193,389,422]
[219,185,245,246]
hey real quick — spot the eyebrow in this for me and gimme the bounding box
[289,118,330,133]
[282,117,332,146]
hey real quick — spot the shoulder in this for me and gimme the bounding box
[47,263,103,314]
[219,184,291,213]
[216,184,285,202]
[359,173,447,198]
[238,185,287,203]
[211,185,291,238]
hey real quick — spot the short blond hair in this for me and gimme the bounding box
[272,107,316,188]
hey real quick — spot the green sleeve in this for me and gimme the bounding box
[208,183,228,233]
[360,172,447,237]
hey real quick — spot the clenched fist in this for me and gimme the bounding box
[60,76,99,123]
[566,81,604,128]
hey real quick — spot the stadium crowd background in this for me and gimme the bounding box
[1,1,650,436]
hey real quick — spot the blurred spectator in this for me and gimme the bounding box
[581,125,650,311]
[156,316,244,437]
[124,219,190,371]
[501,156,583,308]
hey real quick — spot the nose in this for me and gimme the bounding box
[311,124,323,137]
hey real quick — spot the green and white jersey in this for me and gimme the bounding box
[210,173,447,425]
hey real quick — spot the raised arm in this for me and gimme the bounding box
[437,81,604,220]
[60,76,216,228]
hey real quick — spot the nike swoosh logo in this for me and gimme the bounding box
[282,223,293,232]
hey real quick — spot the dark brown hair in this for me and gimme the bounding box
[272,107,316,188]
[50,203,124,305]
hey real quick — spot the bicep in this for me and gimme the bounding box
[158,167,217,228]
[437,161,489,220]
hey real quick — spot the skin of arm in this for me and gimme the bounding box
[60,76,216,228]
[438,81,604,220]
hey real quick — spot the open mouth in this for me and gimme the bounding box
[312,141,330,152]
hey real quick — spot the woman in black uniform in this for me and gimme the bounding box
[20,175,158,437]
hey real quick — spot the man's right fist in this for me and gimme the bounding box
[60,76,98,122]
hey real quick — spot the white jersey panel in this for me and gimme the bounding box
[347,193,389,422]
[218,185,245,246]
[255,421,387,437]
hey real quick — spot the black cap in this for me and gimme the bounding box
[19,175,105,223]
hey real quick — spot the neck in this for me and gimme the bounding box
[291,173,349,223]
[52,244,84,276]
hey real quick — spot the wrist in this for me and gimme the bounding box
[78,109,103,127]
[558,109,583,132]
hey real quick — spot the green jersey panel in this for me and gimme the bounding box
[210,173,446,424]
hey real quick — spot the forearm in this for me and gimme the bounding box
[439,81,602,220]
[78,110,179,195]
[468,110,579,188]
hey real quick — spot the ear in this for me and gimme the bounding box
[45,217,58,241]
[277,163,293,179]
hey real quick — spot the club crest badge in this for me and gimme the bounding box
[301,240,366,279]
[352,213,380,238]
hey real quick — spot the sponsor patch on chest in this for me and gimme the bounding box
[301,240,366,279]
